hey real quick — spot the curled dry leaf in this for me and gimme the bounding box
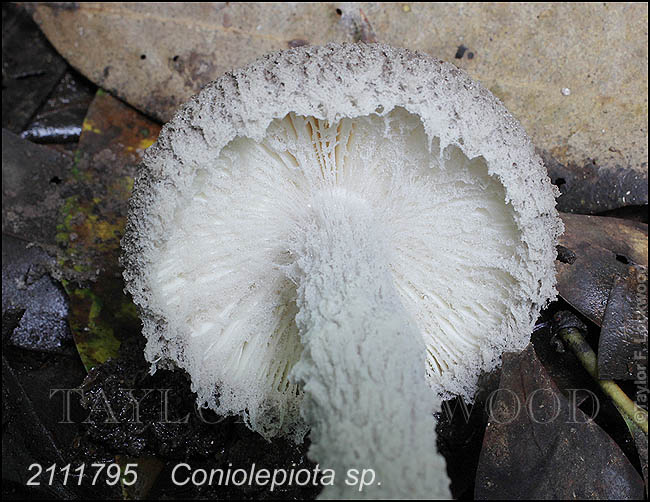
[29,2,648,213]
[556,213,648,381]
[559,213,648,269]
[557,212,648,325]
[20,71,97,145]
[2,3,67,133]
[475,344,645,500]
[599,269,648,381]
[619,411,649,496]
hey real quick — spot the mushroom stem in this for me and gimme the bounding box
[288,189,449,499]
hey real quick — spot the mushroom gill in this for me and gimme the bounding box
[122,43,562,499]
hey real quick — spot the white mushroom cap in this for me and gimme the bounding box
[122,43,562,443]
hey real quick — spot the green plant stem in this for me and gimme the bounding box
[560,327,648,435]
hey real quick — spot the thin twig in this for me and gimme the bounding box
[559,326,648,435]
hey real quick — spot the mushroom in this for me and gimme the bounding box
[122,43,562,498]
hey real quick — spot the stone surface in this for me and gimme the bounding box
[2,234,73,354]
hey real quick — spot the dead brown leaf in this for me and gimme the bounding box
[29,3,648,213]
[557,213,648,324]
[557,213,648,380]
[475,345,645,500]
